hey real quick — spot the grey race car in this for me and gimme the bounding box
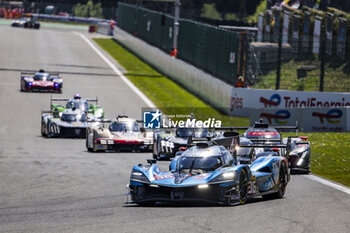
[41,108,101,138]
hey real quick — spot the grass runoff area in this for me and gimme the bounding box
[93,38,350,187]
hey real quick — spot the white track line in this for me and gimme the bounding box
[304,174,350,195]
[76,32,156,108]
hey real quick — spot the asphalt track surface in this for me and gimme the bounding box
[0,21,349,233]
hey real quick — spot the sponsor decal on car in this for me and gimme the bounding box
[153,172,174,180]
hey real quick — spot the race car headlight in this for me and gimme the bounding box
[24,77,33,82]
[198,184,209,189]
[131,170,150,183]
[210,171,236,183]
[53,79,62,83]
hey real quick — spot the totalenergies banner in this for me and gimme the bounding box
[249,108,349,132]
[230,88,350,132]
[231,88,350,113]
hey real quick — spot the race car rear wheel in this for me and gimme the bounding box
[238,169,248,204]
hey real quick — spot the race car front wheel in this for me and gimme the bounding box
[238,169,248,204]
[41,121,46,136]
[20,80,25,91]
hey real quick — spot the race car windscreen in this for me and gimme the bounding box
[61,113,76,122]
[109,121,139,132]
[178,155,222,172]
[236,147,253,158]
[176,128,209,138]
[244,128,280,139]
[33,73,50,81]
[66,100,89,111]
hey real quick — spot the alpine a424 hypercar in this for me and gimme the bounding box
[86,115,153,152]
[153,127,212,160]
[127,132,291,206]
[20,70,62,92]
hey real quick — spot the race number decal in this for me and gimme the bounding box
[247,181,256,194]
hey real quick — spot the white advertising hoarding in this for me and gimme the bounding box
[231,88,350,115]
[248,108,348,132]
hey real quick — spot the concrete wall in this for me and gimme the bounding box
[113,26,233,113]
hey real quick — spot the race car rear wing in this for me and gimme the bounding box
[21,72,60,76]
[50,96,99,106]
[249,138,282,144]
[239,136,294,157]
[213,121,299,135]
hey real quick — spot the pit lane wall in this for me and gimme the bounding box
[113,26,232,111]
[112,27,350,132]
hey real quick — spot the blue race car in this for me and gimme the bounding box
[127,133,290,206]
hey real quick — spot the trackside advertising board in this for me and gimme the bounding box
[230,88,350,117]
[249,108,350,132]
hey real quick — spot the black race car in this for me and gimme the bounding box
[152,127,212,160]
[11,17,40,29]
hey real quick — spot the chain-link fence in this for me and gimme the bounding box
[117,2,244,86]
[117,3,350,92]
[251,6,350,92]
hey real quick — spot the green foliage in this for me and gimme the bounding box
[224,13,238,21]
[200,3,222,20]
[254,58,350,92]
[246,0,266,23]
[72,0,103,18]
[93,38,249,126]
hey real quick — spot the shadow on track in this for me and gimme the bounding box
[0,67,118,77]
[123,197,274,208]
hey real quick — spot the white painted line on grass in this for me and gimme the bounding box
[76,32,156,108]
[304,174,350,195]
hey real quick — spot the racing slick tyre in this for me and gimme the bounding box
[153,139,162,160]
[20,80,25,91]
[152,137,158,159]
[263,162,287,199]
[238,169,248,204]
[86,138,94,152]
[41,120,47,137]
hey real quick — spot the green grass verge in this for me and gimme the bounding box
[284,132,350,187]
[93,38,249,126]
[254,58,350,93]
[93,38,350,187]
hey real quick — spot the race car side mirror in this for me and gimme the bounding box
[179,147,187,151]
[147,159,157,165]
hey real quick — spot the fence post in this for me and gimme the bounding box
[320,36,326,92]
[276,10,282,90]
